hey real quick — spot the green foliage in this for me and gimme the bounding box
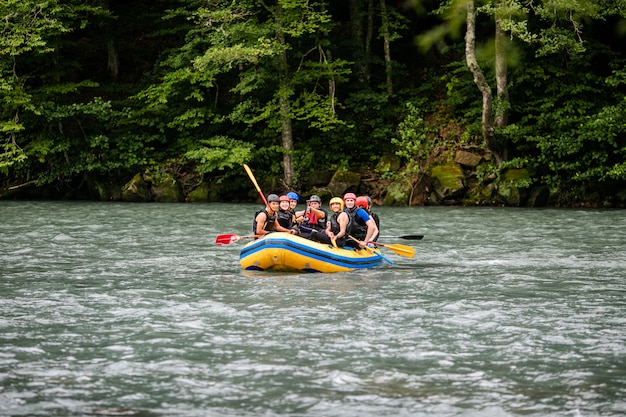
[391,102,435,163]
[184,136,253,174]
[0,0,624,206]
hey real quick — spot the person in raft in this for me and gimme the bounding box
[343,192,378,249]
[363,196,380,241]
[253,194,298,237]
[310,197,351,247]
[276,195,299,234]
[357,196,380,242]
[286,191,300,213]
[295,194,327,239]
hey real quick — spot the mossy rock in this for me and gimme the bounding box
[122,173,152,202]
[152,177,183,203]
[525,186,550,207]
[91,180,123,201]
[383,182,411,206]
[187,182,210,202]
[327,169,361,196]
[502,168,529,182]
[497,168,531,206]
[429,162,466,200]
[376,155,402,173]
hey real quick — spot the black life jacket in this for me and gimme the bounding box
[277,209,295,229]
[346,207,368,240]
[252,208,277,234]
[329,211,351,237]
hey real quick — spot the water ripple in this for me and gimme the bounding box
[1,202,625,416]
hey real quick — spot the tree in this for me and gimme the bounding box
[420,0,611,165]
[136,0,349,187]
[0,0,108,184]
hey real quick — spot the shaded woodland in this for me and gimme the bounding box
[1,0,625,206]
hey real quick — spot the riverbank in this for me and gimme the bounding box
[2,151,625,208]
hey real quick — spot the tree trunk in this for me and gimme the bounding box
[465,0,506,164]
[348,0,369,84]
[379,0,393,95]
[107,40,119,81]
[494,17,508,129]
[275,7,294,186]
[365,0,374,83]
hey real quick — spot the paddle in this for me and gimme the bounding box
[379,234,424,240]
[347,235,393,264]
[215,233,258,245]
[368,241,415,258]
[243,163,268,207]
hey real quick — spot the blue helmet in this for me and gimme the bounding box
[286,192,299,202]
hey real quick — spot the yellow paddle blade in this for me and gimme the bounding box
[385,243,414,257]
[380,242,415,258]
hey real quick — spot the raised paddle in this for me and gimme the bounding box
[368,241,415,258]
[215,233,258,245]
[243,164,268,206]
[379,234,424,240]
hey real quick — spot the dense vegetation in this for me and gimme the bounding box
[1,0,625,206]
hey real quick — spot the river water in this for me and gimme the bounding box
[1,201,624,417]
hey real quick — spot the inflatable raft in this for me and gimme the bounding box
[239,233,385,273]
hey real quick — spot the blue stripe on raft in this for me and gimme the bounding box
[240,239,382,268]
[240,235,383,269]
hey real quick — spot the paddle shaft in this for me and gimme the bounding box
[243,164,268,207]
[368,241,414,258]
[348,235,393,264]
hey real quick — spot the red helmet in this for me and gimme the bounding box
[279,195,290,202]
[356,196,368,209]
[343,192,357,201]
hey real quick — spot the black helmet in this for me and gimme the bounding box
[267,194,280,202]
[307,194,322,203]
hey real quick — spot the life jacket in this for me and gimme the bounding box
[252,208,277,234]
[368,210,380,241]
[302,209,327,232]
[329,211,352,237]
[277,209,295,229]
[346,207,369,240]
[369,210,380,228]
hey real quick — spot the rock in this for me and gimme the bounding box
[429,162,466,201]
[455,150,482,167]
[327,169,361,196]
[93,181,123,201]
[302,169,334,189]
[502,168,529,182]
[526,186,550,207]
[497,168,530,206]
[187,182,210,202]
[152,177,183,203]
[376,155,402,173]
[383,182,411,206]
[122,173,152,202]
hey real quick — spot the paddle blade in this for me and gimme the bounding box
[215,234,240,245]
[399,235,424,240]
[371,241,415,258]
[384,243,415,258]
[380,235,424,240]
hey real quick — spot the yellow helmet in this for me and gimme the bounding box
[329,197,344,211]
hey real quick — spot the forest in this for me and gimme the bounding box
[1,0,625,207]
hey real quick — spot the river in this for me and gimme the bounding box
[1,201,624,417]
